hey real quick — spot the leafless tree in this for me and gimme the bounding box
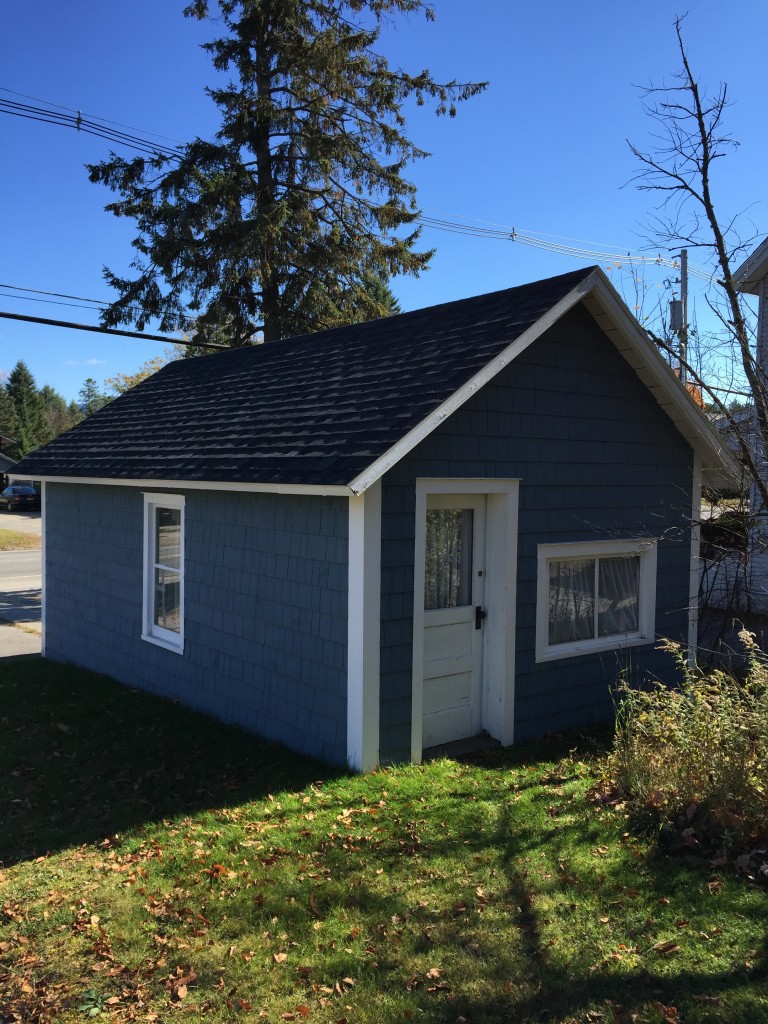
[628,16,767,514]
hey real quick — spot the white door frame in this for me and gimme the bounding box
[410,478,520,762]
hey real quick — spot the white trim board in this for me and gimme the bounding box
[346,480,382,772]
[142,492,186,655]
[581,275,738,490]
[31,269,735,500]
[535,538,658,663]
[348,278,596,495]
[34,475,352,497]
[348,268,737,495]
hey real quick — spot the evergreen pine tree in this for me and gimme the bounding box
[40,384,83,436]
[6,361,50,455]
[78,378,111,416]
[0,383,22,454]
[89,0,485,346]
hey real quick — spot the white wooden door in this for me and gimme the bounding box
[422,494,486,748]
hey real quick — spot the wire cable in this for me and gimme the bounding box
[0,85,185,146]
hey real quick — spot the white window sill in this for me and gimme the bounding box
[141,631,184,655]
[535,632,654,663]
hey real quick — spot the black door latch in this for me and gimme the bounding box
[475,606,487,630]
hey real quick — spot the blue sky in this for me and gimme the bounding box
[2,0,766,401]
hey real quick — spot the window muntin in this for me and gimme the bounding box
[143,493,185,652]
[536,540,655,662]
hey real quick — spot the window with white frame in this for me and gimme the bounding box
[535,539,657,662]
[142,493,185,653]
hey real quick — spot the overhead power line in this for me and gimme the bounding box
[0,282,197,327]
[1,84,717,339]
[1,83,717,278]
[0,92,183,158]
[0,282,108,307]
[0,86,185,146]
[0,311,229,349]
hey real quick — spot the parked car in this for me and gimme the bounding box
[0,485,41,511]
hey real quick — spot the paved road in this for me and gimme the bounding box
[0,537,43,658]
[0,549,42,623]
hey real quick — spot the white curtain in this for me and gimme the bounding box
[597,556,640,636]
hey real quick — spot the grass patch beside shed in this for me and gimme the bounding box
[1,659,766,1023]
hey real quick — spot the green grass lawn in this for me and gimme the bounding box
[1,659,766,1023]
[0,528,40,551]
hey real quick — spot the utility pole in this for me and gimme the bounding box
[679,248,688,387]
[669,249,689,387]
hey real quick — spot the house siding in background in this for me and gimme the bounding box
[45,484,349,764]
[379,304,693,762]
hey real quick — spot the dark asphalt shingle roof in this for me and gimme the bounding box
[16,267,595,487]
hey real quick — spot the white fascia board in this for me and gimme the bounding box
[584,271,740,489]
[347,273,599,495]
[734,237,768,295]
[30,475,352,497]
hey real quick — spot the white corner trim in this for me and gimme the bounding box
[29,475,352,498]
[688,452,703,663]
[409,484,429,764]
[347,276,598,495]
[347,479,381,772]
[40,481,46,659]
[535,538,658,663]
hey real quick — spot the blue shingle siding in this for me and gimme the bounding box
[379,303,693,761]
[45,484,349,764]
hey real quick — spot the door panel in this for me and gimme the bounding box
[422,494,486,748]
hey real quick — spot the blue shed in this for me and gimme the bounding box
[15,267,734,769]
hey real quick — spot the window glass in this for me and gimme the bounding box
[154,567,181,633]
[548,558,595,645]
[548,554,642,647]
[537,540,655,662]
[598,556,640,636]
[424,508,473,609]
[156,508,181,569]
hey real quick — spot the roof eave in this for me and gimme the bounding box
[734,237,768,295]
[348,266,739,495]
[583,270,740,489]
[28,475,354,498]
[347,270,600,494]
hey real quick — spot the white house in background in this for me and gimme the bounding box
[705,237,768,614]
[735,237,768,612]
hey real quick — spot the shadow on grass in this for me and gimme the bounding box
[0,658,340,866]
[0,659,606,869]
[487,804,768,1023]
[2,660,766,1021]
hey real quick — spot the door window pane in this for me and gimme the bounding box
[425,508,474,609]
[598,556,640,636]
[548,559,595,644]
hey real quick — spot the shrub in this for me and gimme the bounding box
[607,631,768,847]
